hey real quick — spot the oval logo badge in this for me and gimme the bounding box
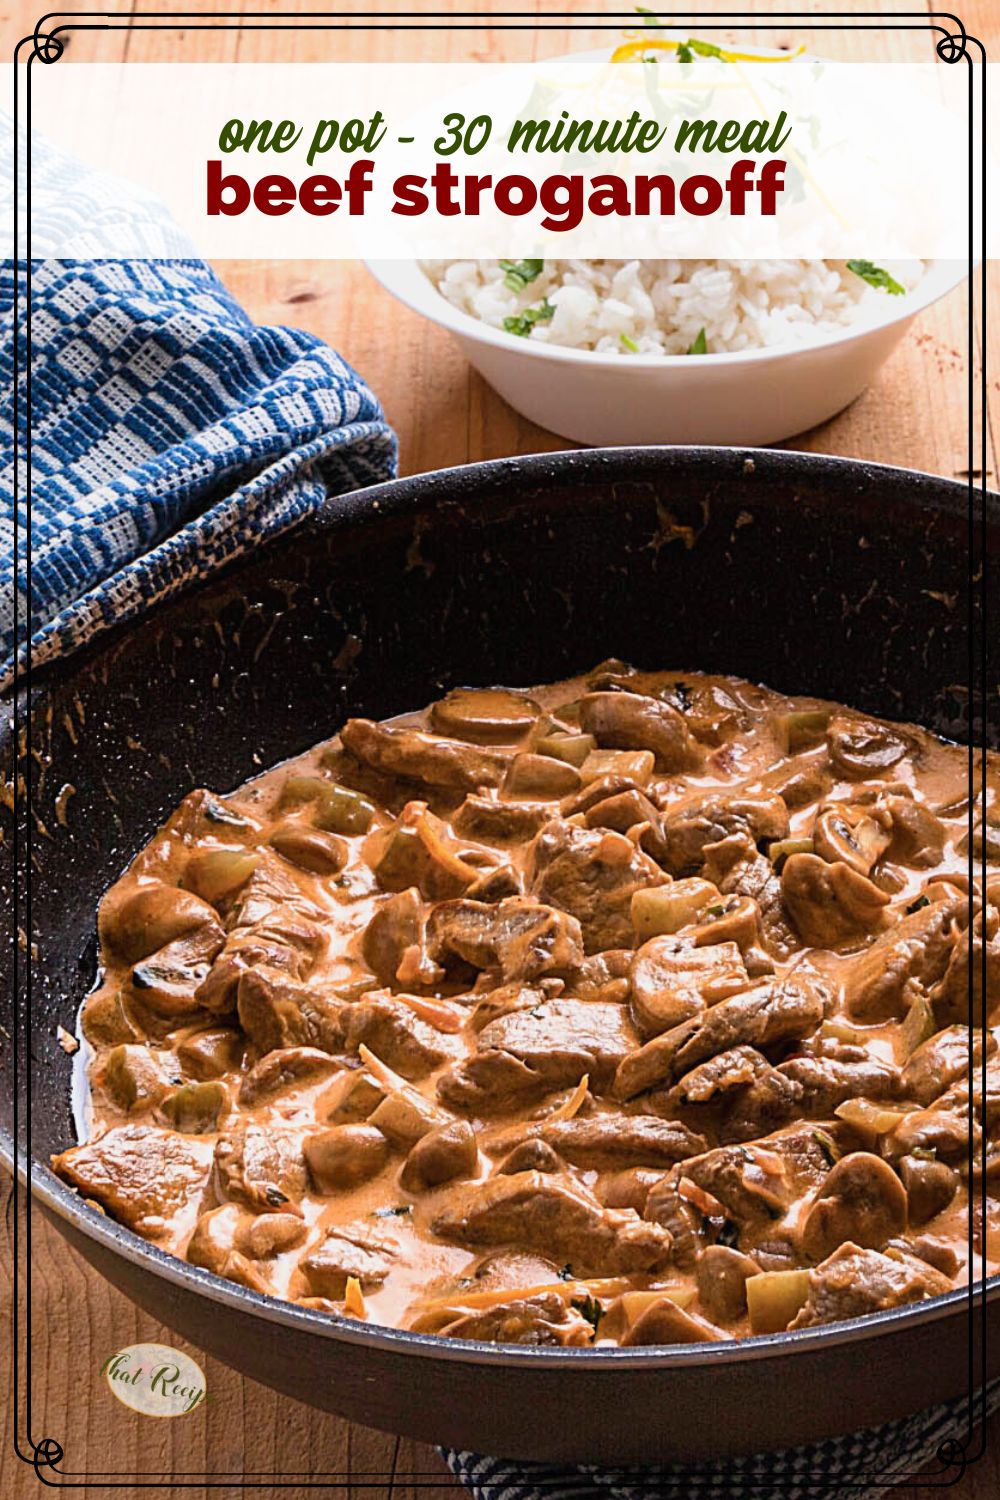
[101,1343,208,1417]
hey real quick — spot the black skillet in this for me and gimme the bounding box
[2,447,996,1464]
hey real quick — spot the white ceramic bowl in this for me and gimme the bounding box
[365,258,967,446]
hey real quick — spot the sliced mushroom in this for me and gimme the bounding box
[781,854,889,948]
[826,714,911,779]
[813,804,892,876]
[800,1152,908,1261]
[100,883,221,965]
[305,1125,391,1192]
[400,1120,478,1191]
[240,1211,308,1258]
[620,1295,723,1345]
[431,687,540,743]
[695,1244,760,1322]
[187,1204,271,1293]
[898,1155,958,1225]
[269,824,348,876]
[101,1044,179,1113]
[578,691,703,772]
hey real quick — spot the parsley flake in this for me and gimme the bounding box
[503,301,555,338]
[847,260,905,296]
[499,258,544,293]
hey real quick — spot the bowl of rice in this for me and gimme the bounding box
[365,257,966,446]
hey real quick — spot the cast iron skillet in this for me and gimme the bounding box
[1,448,996,1464]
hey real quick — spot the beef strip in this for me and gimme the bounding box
[439,1000,636,1114]
[433,1293,595,1346]
[931,905,1000,1027]
[701,835,799,959]
[562,948,632,1004]
[901,1025,996,1106]
[342,993,459,1079]
[530,819,667,952]
[645,1122,853,1254]
[427,896,584,982]
[776,1054,901,1114]
[298,1223,398,1298]
[657,792,789,877]
[237,966,344,1056]
[237,1047,345,1106]
[614,976,827,1100]
[52,1125,212,1239]
[453,795,552,843]
[842,893,968,1021]
[788,1242,953,1329]
[486,1113,707,1171]
[431,1170,673,1276]
[214,1123,310,1213]
[341,718,510,791]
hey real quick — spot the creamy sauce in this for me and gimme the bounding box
[55,666,999,1347]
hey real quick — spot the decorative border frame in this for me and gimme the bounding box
[9,5,989,1491]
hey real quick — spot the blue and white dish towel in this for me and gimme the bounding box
[1,257,397,688]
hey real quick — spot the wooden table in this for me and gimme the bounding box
[4,3,998,1495]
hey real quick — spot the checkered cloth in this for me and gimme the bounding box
[442,1377,1000,1499]
[1,258,396,687]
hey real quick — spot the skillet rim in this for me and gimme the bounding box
[5,443,998,1368]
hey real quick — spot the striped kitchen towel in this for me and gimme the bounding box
[1,257,396,688]
[443,1375,1000,1499]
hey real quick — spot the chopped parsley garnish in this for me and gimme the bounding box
[503,301,555,337]
[687,326,708,355]
[620,333,640,353]
[635,6,662,24]
[499,258,544,293]
[677,42,695,63]
[373,1204,412,1218]
[571,1293,604,1336]
[847,260,905,296]
[906,894,931,914]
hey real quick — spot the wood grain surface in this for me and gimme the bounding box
[5,2,999,1495]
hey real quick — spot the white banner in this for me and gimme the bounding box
[10,58,993,260]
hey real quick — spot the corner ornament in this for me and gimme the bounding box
[935,21,969,62]
[29,24,65,63]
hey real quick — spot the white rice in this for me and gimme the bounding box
[422,259,926,356]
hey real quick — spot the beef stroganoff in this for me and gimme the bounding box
[54,665,998,1347]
